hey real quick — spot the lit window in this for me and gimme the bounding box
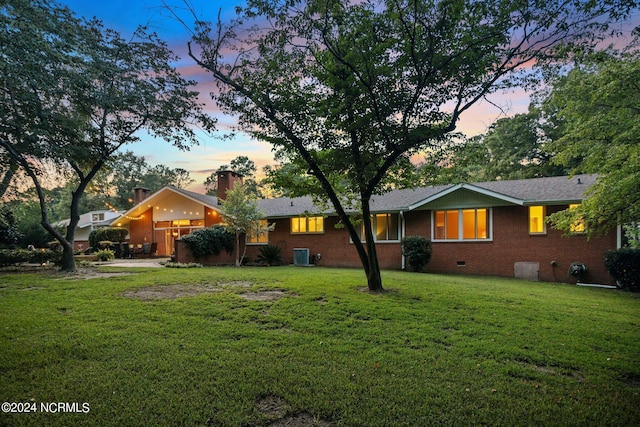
[357,214,399,242]
[247,219,269,244]
[291,216,324,234]
[433,209,490,241]
[529,206,546,234]
[569,204,586,233]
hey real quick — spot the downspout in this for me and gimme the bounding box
[400,210,405,270]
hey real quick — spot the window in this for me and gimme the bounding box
[291,216,324,234]
[529,206,546,234]
[92,213,105,222]
[247,219,269,244]
[433,209,490,241]
[569,204,586,233]
[357,213,399,242]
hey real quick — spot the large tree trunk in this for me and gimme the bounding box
[360,199,384,292]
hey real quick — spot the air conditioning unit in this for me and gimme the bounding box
[293,248,310,266]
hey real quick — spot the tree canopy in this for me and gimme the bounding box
[184,0,637,291]
[545,48,640,237]
[0,0,215,271]
[219,183,267,266]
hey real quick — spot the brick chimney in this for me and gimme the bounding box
[217,170,243,203]
[133,187,151,205]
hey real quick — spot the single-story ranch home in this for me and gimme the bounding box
[112,171,619,285]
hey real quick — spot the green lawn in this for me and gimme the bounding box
[1,266,638,426]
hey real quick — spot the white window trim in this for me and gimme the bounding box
[351,213,402,244]
[290,216,325,234]
[528,206,547,235]
[431,208,493,242]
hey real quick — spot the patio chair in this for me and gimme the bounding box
[122,243,131,259]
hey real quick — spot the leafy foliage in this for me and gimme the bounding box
[95,249,115,262]
[256,245,283,266]
[0,208,21,248]
[187,0,635,291]
[180,226,235,259]
[0,249,61,267]
[401,236,433,272]
[546,49,640,235]
[604,248,640,291]
[88,227,128,249]
[220,183,267,266]
[0,0,215,271]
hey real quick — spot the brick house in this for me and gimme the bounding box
[113,171,619,284]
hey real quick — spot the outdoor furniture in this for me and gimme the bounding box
[131,244,143,258]
[122,243,131,259]
[141,242,157,258]
[113,243,122,258]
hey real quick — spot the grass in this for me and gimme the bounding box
[0,266,638,426]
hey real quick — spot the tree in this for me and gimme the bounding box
[219,183,267,266]
[184,0,636,291]
[434,107,570,183]
[89,151,196,211]
[0,0,215,271]
[546,48,640,236]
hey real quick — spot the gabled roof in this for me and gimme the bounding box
[471,174,595,205]
[408,174,595,210]
[54,210,122,229]
[112,186,221,226]
[111,174,596,225]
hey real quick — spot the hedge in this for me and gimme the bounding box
[604,248,640,291]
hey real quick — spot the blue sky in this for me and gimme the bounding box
[56,0,542,190]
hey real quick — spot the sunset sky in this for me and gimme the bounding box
[56,0,632,191]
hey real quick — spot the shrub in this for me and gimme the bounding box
[0,249,31,267]
[256,245,283,266]
[95,249,115,262]
[89,227,128,249]
[604,248,640,291]
[164,262,203,268]
[401,236,432,272]
[181,226,235,259]
[0,249,62,267]
[28,249,62,265]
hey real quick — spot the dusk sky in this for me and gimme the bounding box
[55,0,628,191]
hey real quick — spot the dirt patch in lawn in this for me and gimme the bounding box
[60,270,134,280]
[121,283,223,300]
[120,281,291,302]
[255,395,334,427]
[239,290,288,301]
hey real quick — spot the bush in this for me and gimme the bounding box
[604,248,640,291]
[95,249,115,262]
[164,262,203,268]
[256,245,283,266]
[181,226,235,259]
[89,227,128,249]
[401,236,432,272]
[0,249,31,267]
[0,249,62,267]
[28,249,62,265]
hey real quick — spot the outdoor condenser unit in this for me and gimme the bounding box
[293,248,310,266]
